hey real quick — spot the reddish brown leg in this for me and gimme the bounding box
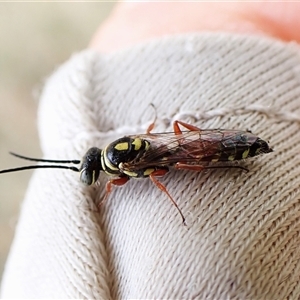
[98,176,129,208]
[173,120,201,135]
[176,163,248,172]
[175,163,205,172]
[149,169,186,225]
[173,120,202,146]
[146,122,155,135]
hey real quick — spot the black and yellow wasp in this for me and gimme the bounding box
[0,120,273,224]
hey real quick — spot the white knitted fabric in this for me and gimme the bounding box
[1,33,300,299]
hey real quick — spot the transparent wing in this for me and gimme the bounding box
[125,129,257,170]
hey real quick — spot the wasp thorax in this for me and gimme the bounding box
[105,137,146,166]
[79,147,103,185]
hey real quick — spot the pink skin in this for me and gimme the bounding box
[89,2,300,53]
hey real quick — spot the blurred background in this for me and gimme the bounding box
[0,2,115,282]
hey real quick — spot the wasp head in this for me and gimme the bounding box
[79,147,103,185]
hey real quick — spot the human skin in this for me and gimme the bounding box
[90,2,300,53]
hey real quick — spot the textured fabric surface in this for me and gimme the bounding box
[1,33,300,299]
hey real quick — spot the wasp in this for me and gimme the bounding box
[0,120,273,224]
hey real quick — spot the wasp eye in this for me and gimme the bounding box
[80,169,95,185]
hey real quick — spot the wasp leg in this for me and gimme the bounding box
[173,120,201,135]
[98,176,130,208]
[146,122,155,135]
[146,103,158,134]
[175,163,205,171]
[149,170,186,225]
[173,120,202,145]
[176,163,248,172]
[204,165,249,172]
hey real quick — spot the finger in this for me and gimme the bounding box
[90,2,300,52]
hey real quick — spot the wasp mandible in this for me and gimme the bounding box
[0,120,273,224]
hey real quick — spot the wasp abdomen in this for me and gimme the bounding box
[203,133,273,162]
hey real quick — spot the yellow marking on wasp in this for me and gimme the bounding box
[92,170,96,184]
[102,159,119,176]
[123,170,138,177]
[228,155,235,161]
[103,148,119,171]
[132,138,142,151]
[255,148,261,155]
[143,168,155,176]
[144,140,150,150]
[209,154,220,162]
[101,152,107,171]
[114,142,129,151]
[242,149,250,159]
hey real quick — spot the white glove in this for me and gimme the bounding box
[1,33,300,299]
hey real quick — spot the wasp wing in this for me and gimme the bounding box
[125,129,259,171]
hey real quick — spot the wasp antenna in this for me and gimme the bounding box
[150,103,157,122]
[146,103,158,134]
[9,152,81,165]
[0,165,80,174]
